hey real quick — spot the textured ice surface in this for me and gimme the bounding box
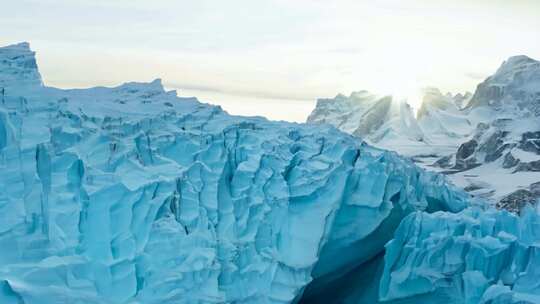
[0,42,42,88]
[0,43,471,303]
[381,206,540,303]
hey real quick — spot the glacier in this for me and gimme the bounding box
[0,42,539,304]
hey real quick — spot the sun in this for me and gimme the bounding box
[370,74,424,111]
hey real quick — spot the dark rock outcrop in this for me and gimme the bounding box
[496,189,537,214]
[478,130,510,162]
[515,159,540,172]
[453,139,478,170]
[519,131,540,154]
[434,155,453,169]
[502,151,520,168]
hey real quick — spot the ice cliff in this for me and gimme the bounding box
[0,42,471,303]
[381,206,540,303]
[0,42,42,88]
[2,42,539,304]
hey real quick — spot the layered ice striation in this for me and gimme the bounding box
[381,206,540,303]
[0,42,471,303]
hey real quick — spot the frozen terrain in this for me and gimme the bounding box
[0,42,469,303]
[1,42,540,304]
[308,56,540,210]
[380,206,540,304]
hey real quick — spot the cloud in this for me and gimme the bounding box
[165,82,314,102]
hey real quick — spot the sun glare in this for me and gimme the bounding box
[353,45,432,113]
[370,74,423,111]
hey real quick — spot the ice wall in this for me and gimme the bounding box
[0,42,471,303]
[381,207,540,303]
[0,42,42,88]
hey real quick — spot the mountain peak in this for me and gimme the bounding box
[494,55,539,78]
[503,55,537,66]
[416,87,460,119]
[467,54,540,111]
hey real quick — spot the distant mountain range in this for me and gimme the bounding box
[308,55,540,211]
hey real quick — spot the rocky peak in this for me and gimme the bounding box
[467,55,540,111]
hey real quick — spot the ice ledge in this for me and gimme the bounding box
[115,78,168,94]
[0,42,32,52]
[0,41,43,88]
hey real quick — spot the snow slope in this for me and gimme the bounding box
[0,42,472,303]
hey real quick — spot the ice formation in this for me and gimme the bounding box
[381,206,540,304]
[0,42,473,303]
[4,42,540,304]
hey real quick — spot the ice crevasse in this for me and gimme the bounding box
[0,42,537,303]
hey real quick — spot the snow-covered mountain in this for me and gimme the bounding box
[438,55,540,208]
[308,55,540,210]
[2,42,540,304]
[308,87,472,158]
[307,91,425,144]
[467,55,540,114]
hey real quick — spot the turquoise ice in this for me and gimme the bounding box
[0,42,537,304]
[381,207,540,304]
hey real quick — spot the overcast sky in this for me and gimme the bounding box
[2,0,539,121]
